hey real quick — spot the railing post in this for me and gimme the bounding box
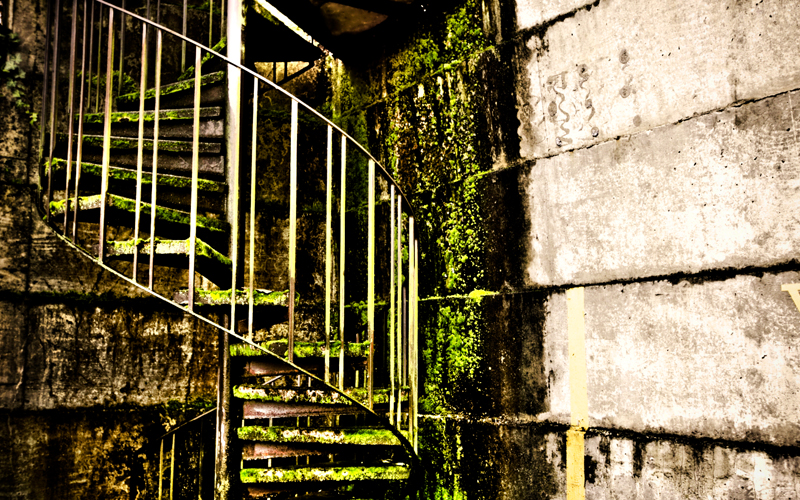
[148,29,163,290]
[288,100,298,363]
[339,137,346,390]
[133,23,148,282]
[187,46,202,312]
[407,216,414,440]
[72,0,89,241]
[367,159,375,409]
[389,187,395,422]
[325,125,333,383]
[98,7,114,263]
[248,77,258,340]
[38,0,52,177]
[396,198,403,430]
[62,0,79,235]
[46,0,62,223]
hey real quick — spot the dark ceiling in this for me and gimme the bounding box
[252,0,437,63]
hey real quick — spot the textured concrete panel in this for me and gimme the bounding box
[524,91,800,287]
[516,0,800,158]
[544,272,800,447]
[515,0,595,32]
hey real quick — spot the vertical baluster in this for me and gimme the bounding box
[98,8,114,263]
[367,160,375,409]
[407,217,415,445]
[62,0,79,235]
[94,5,102,113]
[396,198,403,429]
[117,0,126,96]
[169,433,176,500]
[209,0,213,47]
[158,438,164,500]
[132,23,148,282]
[187,46,201,312]
[338,137,346,390]
[220,0,225,46]
[197,418,205,500]
[84,0,94,113]
[72,0,90,241]
[288,100,298,363]
[248,77,258,339]
[389,186,395,423]
[46,0,62,223]
[148,29,162,290]
[324,125,333,383]
[181,0,187,73]
[417,242,421,442]
[38,0,52,173]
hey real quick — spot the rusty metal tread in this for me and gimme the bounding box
[233,386,406,406]
[46,158,226,193]
[48,193,228,234]
[240,464,410,484]
[116,71,225,104]
[102,237,232,287]
[230,339,370,359]
[236,426,404,446]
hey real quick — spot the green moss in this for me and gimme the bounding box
[240,465,409,483]
[48,194,227,233]
[105,237,231,266]
[237,425,404,445]
[47,158,224,192]
[177,37,227,81]
[117,71,224,104]
[190,288,291,306]
[229,339,370,358]
[73,134,219,154]
[81,107,220,124]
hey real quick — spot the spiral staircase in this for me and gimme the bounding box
[38,0,421,498]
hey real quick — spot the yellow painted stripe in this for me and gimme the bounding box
[566,287,587,500]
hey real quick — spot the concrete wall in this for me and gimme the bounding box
[326,0,800,497]
[0,1,219,497]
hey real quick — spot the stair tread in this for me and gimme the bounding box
[104,237,228,261]
[242,358,366,378]
[173,288,291,307]
[231,340,370,359]
[240,465,410,484]
[233,386,406,406]
[82,106,223,124]
[71,134,221,154]
[237,426,404,446]
[117,71,225,105]
[49,193,228,233]
[47,158,226,193]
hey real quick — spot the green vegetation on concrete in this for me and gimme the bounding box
[237,425,405,445]
[230,339,370,358]
[105,237,232,266]
[72,134,220,154]
[187,288,291,306]
[233,385,406,405]
[240,465,409,483]
[117,71,224,104]
[81,106,221,124]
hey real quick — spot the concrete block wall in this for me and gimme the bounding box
[326,0,800,497]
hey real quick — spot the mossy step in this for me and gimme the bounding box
[230,340,370,359]
[173,288,291,307]
[233,386,405,406]
[240,465,409,484]
[63,134,221,154]
[237,426,403,446]
[49,193,227,234]
[104,237,232,288]
[47,158,225,193]
[81,106,222,124]
[117,71,225,105]
[177,37,227,82]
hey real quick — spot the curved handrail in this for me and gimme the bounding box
[93,0,417,219]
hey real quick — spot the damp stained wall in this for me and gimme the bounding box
[324,0,800,497]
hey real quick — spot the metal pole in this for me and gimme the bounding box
[288,99,298,363]
[98,8,114,262]
[339,137,346,390]
[367,159,375,409]
[133,23,148,282]
[187,46,202,312]
[46,0,62,223]
[148,29,162,290]
[248,76,258,339]
[72,0,89,241]
[325,125,333,383]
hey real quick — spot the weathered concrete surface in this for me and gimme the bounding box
[516,0,800,159]
[515,0,594,33]
[524,90,800,287]
[0,298,219,410]
[544,272,800,447]
[542,431,800,500]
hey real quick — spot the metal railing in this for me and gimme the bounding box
[38,0,421,481]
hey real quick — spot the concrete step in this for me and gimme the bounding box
[47,158,226,213]
[49,193,229,249]
[68,134,222,155]
[116,71,225,111]
[237,426,403,447]
[102,237,231,288]
[230,340,370,359]
[80,107,224,140]
[172,288,291,307]
[240,465,410,484]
